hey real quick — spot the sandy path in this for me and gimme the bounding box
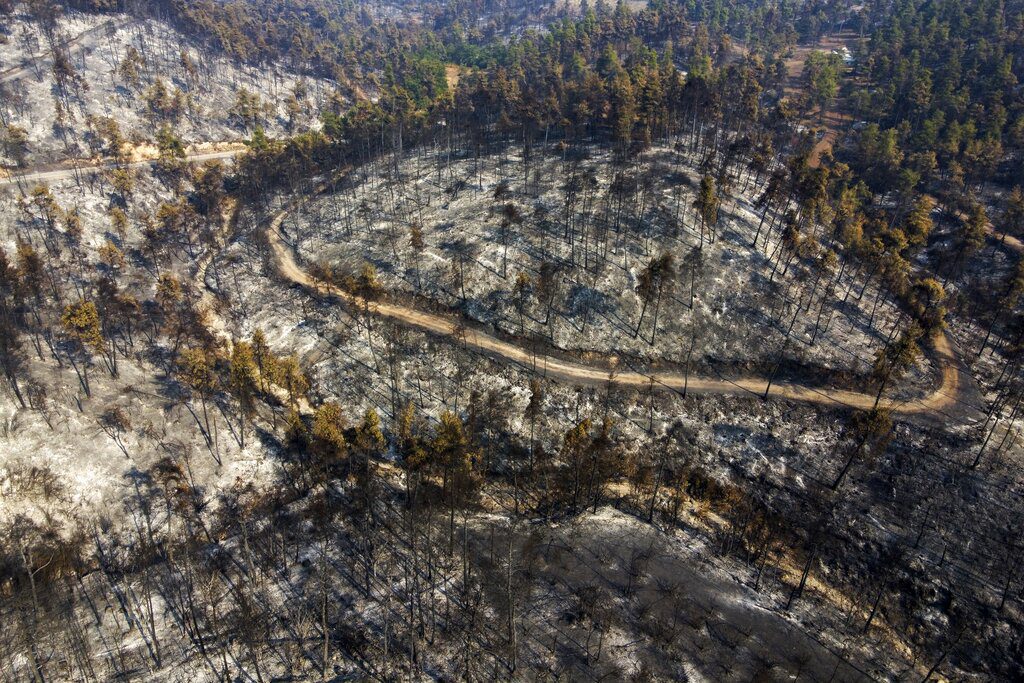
[264,184,963,416]
[0,148,244,186]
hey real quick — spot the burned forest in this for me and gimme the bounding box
[2,0,1024,680]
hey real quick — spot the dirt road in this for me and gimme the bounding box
[4,149,966,416]
[264,186,963,416]
[0,148,244,187]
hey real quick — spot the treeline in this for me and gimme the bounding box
[847,0,1024,195]
[11,0,859,112]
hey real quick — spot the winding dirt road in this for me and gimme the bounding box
[1,149,968,416]
[264,186,964,416]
